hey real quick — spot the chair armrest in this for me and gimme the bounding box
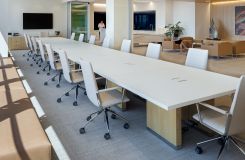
[97,87,121,93]
[199,102,228,115]
[95,77,104,81]
[71,69,82,72]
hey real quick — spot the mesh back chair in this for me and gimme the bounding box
[44,44,63,88]
[120,39,131,53]
[78,34,85,42]
[185,48,209,70]
[102,36,110,48]
[70,33,76,40]
[88,35,96,44]
[79,58,130,140]
[56,50,85,106]
[193,76,245,159]
[36,39,51,75]
[146,43,161,59]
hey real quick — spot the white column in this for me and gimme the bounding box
[106,0,133,49]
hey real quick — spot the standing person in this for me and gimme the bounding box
[98,20,105,40]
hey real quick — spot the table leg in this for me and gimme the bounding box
[147,101,182,149]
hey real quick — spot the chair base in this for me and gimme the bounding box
[80,107,129,140]
[44,71,63,87]
[195,136,245,159]
[57,84,85,106]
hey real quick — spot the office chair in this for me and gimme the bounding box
[78,34,85,42]
[88,35,96,44]
[102,36,110,48]
[185,48,209,70]
[56,50,85,106]
[79,59,130,140]
[146,43,161,59]
[70,32,76,40]
[193,76,245,159]
[120,39,131,53]
[30,37,42,66]
[44,44,63,88]
[22,34,32,57]
[36,39,50,75]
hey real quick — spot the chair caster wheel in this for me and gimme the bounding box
[30,64,33,66]
[195,146,203,154]
[56,84,60,88]
[52,78,55,81]
[36,62,38,65]
[104,133,111,140]
[84,91,87,95]
[27,58,29,61]
[47,73,50,76]
[39,65,41,67]
[80,128,85,134]
[57,98,61,103]
[111,114,116,119]
[86,116,91,121]
[44,82,48,86]
[73,101,78,106]
[123,123,130,129]
[37,71,40,74]
[42,69,46,71]
[65,93,69,96]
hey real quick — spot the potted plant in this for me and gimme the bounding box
[165,21,184,39]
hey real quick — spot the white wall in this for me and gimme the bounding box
[0,0,9,40]
[0,0,67,40]
[173,0,195,37]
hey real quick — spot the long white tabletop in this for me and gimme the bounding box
[39,37,239,110]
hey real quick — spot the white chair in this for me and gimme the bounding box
[57,50,85,106]
[120,39,131,53]
[26,35,35,64]
[22,34,32,57]
[88,35,96,44]
[78,34,85,42]
[36,39,50,75]
[102,36,110,48]
[79,58,130,140]
[146,43,161,59]
[185,48,209,70]
[70,32,76,40]
[44,44,63,88]
[31,37,42,66]
[193,76,245,159]
[0,31,8,58]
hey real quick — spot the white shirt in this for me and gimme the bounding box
[98,23,105,32]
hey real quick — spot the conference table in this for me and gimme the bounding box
[38,37,239,149]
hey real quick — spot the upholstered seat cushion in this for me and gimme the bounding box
[0,90,51,160]
[71,71,83,83]
[99,90,129,108]
[54,62,62,70]
[193,109,226,135]
[0,57,14,68]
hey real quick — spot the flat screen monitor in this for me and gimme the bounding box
[134,11,156,31]
[23,13,53,29]
[94,12,106,30]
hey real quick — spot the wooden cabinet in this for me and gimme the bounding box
[8,36,28,50]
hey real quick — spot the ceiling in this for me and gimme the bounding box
[196,0,243,3]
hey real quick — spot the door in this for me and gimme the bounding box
[68,2,89,41]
